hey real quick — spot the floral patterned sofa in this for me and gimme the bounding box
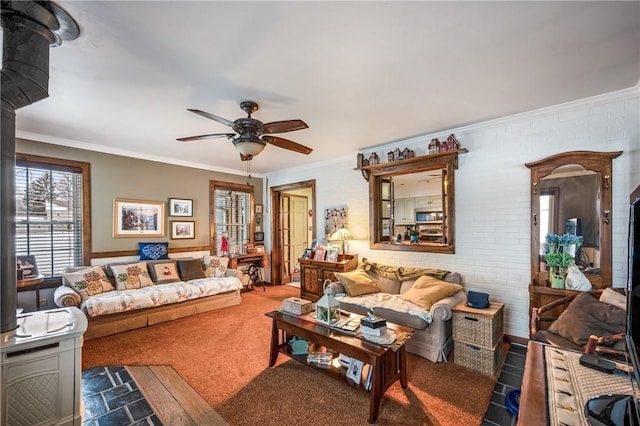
[328,259,466,363]
[54,255,242,339]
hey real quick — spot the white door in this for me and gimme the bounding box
[289,195,308,278]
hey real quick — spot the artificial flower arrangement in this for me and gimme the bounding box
[544,233,584,287]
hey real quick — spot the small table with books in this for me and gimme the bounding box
[265,309,414,423]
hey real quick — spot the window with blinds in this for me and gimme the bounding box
[16,161,84,277]
[213,187,252,255]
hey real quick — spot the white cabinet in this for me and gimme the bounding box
[394,197,415,224]
[415,195,442,211]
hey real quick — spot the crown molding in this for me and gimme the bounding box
[15,131,261,178]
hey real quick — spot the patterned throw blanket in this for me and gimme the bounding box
[358,258,450,281]
[336,293,433,323]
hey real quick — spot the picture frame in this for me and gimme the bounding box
[255,245,265,253]
[254,231,264,242]
[169,198,193,217]
[255,204,263,214]
[346,358,365,384]
[325,247,339,263]
[301,248,312,259]
[312,245,326,261]
[114,199,165,237]
[17,255,39,279]
[171,221,195,239]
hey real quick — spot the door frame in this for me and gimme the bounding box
[271,179,316,286]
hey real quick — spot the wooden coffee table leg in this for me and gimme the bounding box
[369,361,381,423]
[268,319,279,367]
[399,346,408,388]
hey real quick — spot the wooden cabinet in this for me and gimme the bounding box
[394,198,415,224]
[299,254,358,301]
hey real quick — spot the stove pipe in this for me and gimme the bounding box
[1,1,78,334]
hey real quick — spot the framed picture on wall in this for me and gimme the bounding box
[255,204,263,214]
[114,199,165,237]
[171,221,195,239]
[169,198,193,217]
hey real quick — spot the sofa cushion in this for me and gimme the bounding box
[138,242,169,260]
[62,266,114,299]
[334,269,380,296]
[400,275,462,309]
[548,292,626,346]
[203,255,229,278]
[599,288,627,311]
[147,260,181,284]
[111,262,154,290]
[368,272,401,294]
[178,258,206,281]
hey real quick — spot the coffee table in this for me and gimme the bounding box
[265,310,414,423]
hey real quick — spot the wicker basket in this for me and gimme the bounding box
[452,306,504,348]
[454,340,502,376]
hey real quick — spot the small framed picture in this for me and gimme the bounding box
[301,248,312,259]
[171,221,195,239]
[325,247,339,263]
[312,246,326,261]
[255,204,263,214]
[255,245,265,253]
[17,255,39,279]
[169,198,193,217]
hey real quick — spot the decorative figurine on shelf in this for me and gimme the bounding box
[368,152,379,165]
[357,153,364,168]
[428,138,440,155]
[394,148,401,161]
[403,147,410,159]
[387,151,394,163]
[407,149,415,158]
[446,134,461,151]
[221,232,229,255]
[438,138,449,153]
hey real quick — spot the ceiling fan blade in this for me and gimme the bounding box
[177,133,235,142]
[187,109,236,127]
[263,135,313,155]
[262,119,308,134]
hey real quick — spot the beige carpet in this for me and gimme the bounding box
[83,285,496,425]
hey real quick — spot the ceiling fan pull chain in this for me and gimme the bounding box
[246,159,251,185]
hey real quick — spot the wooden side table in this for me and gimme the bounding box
[16,274,45,310]
[452,301,505,376]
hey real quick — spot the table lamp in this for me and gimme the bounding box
[331,227,352,254]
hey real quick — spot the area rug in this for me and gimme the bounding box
[83,285,496,425]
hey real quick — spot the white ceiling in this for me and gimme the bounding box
[10,1,640,175]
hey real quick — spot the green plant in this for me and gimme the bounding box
[410,229,419,236]
[544,233,584,276]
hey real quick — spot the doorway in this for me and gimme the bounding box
[271,180,316,286]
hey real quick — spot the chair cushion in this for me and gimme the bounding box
[599,287,627,311]
[400,275,462,309]
[548,292,626,346]
[334,269,380,296]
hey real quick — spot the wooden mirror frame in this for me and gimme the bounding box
[526,151,622,289]
[366,152,463,253]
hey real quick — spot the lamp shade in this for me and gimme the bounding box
[233,133,266,157]
[330,227,352,241]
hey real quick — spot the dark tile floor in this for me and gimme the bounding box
[482,343,527,426]
[82,366,162,426]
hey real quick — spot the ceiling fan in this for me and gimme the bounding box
[177,100,312,160]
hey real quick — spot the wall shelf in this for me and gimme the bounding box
[355,149,468,182]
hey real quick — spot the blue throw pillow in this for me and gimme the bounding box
[139,242,169,260]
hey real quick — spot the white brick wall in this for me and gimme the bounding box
[266,87,640,338]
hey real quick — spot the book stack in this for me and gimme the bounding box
[360,315,387,336]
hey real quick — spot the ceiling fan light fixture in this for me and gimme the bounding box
[233,133,266,157]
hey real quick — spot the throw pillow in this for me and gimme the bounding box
[147,260,181,284]
[177,258,206,281]
[400,275,462,309]
[62,266,114,299]
[334,269,380,297]
[110,262,153,290]
[139,242,169,260]
[599,287,627,311]
[548,292,626,346]
[203,255,229,278]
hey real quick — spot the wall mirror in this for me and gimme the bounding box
[526,151,622,288]
[365,152,462,253]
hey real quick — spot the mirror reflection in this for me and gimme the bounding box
[538,165,601,276]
